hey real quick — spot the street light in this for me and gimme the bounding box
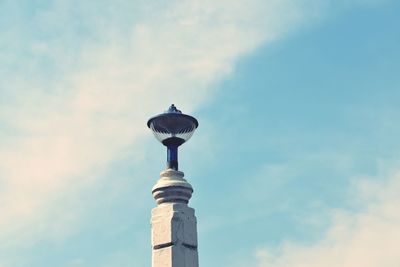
[147,104,199,171]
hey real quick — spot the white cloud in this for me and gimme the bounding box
[0,0,320,251]
[255,170,400,267]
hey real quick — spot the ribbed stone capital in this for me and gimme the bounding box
[152,169,193,205]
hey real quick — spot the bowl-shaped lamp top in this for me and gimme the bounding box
[147,104,198,147]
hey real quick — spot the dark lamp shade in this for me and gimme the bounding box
[147,107,198,147]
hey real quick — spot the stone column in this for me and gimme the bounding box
[151,169,199,267]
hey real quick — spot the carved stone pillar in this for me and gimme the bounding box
[151,169,199,267]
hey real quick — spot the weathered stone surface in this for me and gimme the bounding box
[152,204,198,248]
[151,169,199,267]
[153,244,199,267]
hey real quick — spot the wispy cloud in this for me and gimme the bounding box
[255,169,400,267]
[0,0,320,252]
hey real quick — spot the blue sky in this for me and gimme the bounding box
[1,1,400,267]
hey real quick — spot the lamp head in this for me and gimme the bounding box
[147,104,198,148]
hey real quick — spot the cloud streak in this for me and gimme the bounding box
[255,170,400,267]
[0,0,321,253]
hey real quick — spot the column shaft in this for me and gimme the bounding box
[151,169,199,267]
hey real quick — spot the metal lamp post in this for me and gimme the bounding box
[147,104,200,267]
[147,104,198,171]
